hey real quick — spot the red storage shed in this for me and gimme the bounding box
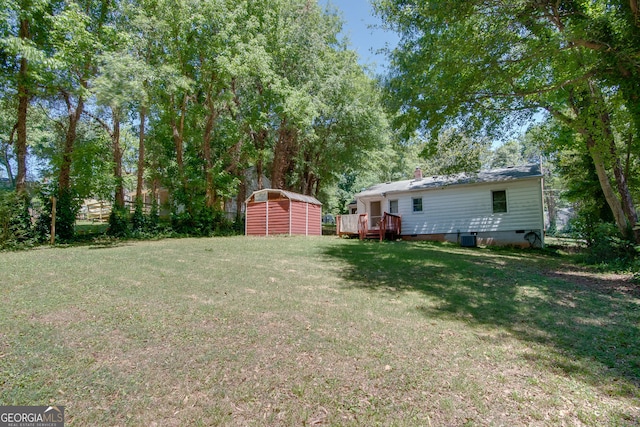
[245,189,322,236]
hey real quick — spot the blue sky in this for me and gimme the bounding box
[321,0,400,75]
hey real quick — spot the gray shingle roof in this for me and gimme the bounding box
[356,164,542,198]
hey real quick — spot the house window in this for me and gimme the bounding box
[389,200,399,214]
[492,190,507,213]
[412,197,423,212]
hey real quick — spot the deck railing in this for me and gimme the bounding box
[379,212,402,241]
[336,213,360,236]
[337,212,401,241]
[358,213,369,240]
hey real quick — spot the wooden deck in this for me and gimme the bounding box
[337,212,401,241]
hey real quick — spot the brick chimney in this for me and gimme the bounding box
[414,167,423,181]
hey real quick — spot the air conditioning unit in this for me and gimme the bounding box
[460,235,477,247]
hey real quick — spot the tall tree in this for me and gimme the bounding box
[93,52,149,209]
[40,0,116,239]
[377,0,639,240]
[1,0,54,194]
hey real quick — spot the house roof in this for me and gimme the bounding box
[246,188,322,205]
[356,164,542,199]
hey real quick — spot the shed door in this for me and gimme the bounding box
[370,201,382,228]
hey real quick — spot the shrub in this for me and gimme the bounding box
[107,204,130,238]
[572,221,638,268]
[131,199,146,233]
[146,197,160,232]
[34,186,81,243]
[170,205,235,237]
[56,188,80,241]
[0,191,34,249]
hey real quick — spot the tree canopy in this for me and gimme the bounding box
[0,0,392,237]
[376,0,640,241]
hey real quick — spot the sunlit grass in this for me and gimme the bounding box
[0,236,638,425]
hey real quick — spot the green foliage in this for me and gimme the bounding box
[107,205,130,238]
[34,185,80,243]
[146,197,160,232]
[421,128,491,175]
[55,187,80,242]
[170,206,234,237]
[0,191,34,249]
[131,199,145,233]
[377,0,639,239]
[569,218,638,269]
[2,0,392,243]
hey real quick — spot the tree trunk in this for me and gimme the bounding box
[58,91,84,192]
[588,81,639,239]
[271,119,297,190]
[236,175,247,221]
[586,138,629,236]
[170,93,188,191]
[555,84,639,242]
[203,93,217,208]
[15,17,29,195]
[252,128,268,190]
[112,107,124,208]
[2,129,16,188]
[136,105,146,201]
[545,189,557,231]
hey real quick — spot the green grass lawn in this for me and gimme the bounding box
[1,236,638,426]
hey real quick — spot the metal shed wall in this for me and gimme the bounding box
[245,189,322,236]
[245,201,267,235]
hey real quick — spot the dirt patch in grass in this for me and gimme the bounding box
[34,306,92,326]
[542,266,640,297]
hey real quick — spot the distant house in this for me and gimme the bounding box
[345,164,544,247]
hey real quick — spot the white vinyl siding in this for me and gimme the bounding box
[398,179,543,235]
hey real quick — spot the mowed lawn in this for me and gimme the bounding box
[1,237,638,426]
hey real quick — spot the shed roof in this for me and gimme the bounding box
[356,164,542,199]
[246,188,322,205]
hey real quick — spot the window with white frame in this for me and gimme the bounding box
[389,199,399,214]
[412,197,423,212]
[492,190,507,213]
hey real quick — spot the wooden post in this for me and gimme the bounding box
[50,196,56,245]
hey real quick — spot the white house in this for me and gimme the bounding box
[352,164,545,247]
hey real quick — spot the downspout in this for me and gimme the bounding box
[289,197,292,236]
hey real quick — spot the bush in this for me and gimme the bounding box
[171,206,235,237]
[107,204,130,238]
[34,186,82,242]
[56,188,80,241]
[131,199,146,233]
[146,197,160,232]
[0,191,34,249]
[572,221,638,268]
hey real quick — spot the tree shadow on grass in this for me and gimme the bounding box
[322,240,640,398]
